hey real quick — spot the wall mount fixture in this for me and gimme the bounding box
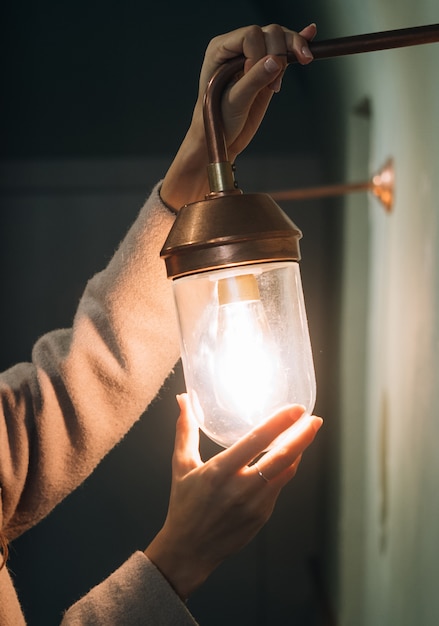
[161,24,439,448]
[270,159,395,213]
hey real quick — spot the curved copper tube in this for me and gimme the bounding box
[203,24,439,168]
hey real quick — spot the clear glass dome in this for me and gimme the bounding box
[172,261,316,449]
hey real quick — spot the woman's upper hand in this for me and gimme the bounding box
[197,23,317,160]
[144,393,322,601]
[160,23,316,210]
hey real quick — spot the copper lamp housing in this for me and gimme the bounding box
[160,193,303,279]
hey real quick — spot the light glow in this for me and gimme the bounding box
[214,291,287,424]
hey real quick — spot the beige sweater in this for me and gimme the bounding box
[0,183,198,625]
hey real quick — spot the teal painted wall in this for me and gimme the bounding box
[316,2,439,624]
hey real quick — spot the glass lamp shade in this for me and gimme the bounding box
[161,190,316,449]
[172,261,316,448]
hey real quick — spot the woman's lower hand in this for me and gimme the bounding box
[145,393,322,600]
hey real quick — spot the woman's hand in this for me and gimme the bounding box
[145,394,322,600]
[160,23,316,210]
[198,22,316,159]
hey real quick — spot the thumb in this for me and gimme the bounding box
[232,54,284,101]
[224,54,281,129]
[172,394,202,476]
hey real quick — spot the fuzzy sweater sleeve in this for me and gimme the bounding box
[61,552,198,625]
[0,182,181,541]
[0,182,202,626]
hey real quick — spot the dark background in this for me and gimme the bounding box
[1,0,330,160]
[1,1,344,624]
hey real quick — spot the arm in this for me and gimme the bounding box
[0,183,180,540]
[1,21,316,543]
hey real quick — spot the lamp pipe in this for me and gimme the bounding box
[203,23,439,167]
[270,181,372,201]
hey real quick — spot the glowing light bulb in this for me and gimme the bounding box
[214,275,287,423]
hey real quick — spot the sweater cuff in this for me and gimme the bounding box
[157,183,179,215]
[62,552,198,625]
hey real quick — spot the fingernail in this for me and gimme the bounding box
[312,416,323,433]
[301,46,313,60]
[176,394,184,408]
[264,56,281,73]
[271,75,282,93]
[303,23,317,41]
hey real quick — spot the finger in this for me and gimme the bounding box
[299,23,317,42]
[261,24,289,92]
[270,454,303,488]
[255,452,303,489]
[199,25,270,107]
[284,23,317,65]
[221,55,283,147]
[217,404,306,473]
[225,54,282,114]
[207,25,267,73]
[252,414,323,484]
[172,394,202,476]
[261,23,288,55]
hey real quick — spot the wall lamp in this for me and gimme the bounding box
[161,24,439,449]
[271,158,395,213]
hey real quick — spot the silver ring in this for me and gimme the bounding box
[255,464,270,483]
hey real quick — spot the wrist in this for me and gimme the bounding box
[160,115,210,211]
[145,529,212,601]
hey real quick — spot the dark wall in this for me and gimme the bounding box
[1,0,322,160]
[1,2,343,625]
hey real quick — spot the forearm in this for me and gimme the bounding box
[160,106,211,211]
[0,184,181,539]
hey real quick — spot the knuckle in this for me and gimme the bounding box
[206,34,222,54]
[243,24,265,49]
[204,461,225,489]
[245,24,264,40]
[263,23,284,37]
[274,445,292,466]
